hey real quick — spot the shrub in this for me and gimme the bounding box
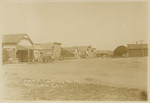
[140,91,147,100]
[2,49,10,63]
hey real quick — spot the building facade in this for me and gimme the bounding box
[53,42,61,60]
[75,46,92,58]
[91,48,97,58]
[2,34,34,63]
[127,44,148,57]
[33,44,42,61]
[36,42,61,61]
[63,47,80,59]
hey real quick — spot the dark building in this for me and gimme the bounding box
[127,44,148,57]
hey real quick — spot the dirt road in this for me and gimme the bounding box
[1,57,147,100]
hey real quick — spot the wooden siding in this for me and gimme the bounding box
[128,49,148,57]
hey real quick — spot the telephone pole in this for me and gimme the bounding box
[25,15,28,34]
[25,15,30,63]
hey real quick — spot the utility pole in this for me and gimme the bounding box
[25,15,28,34]
[25,15,30,63]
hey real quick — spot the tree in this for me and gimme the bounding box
[2,48,10,63]
[60,48,75,59]
[60,48,69,59]
[114,45,127,57]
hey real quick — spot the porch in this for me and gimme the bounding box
[16,45,34,62]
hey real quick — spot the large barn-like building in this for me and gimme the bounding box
[2,33,34,62]
[127,44,148,57]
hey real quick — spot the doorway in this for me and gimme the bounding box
[16,50,28,62]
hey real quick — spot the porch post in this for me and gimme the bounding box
[28,50,30,63]
[15,48,16,62]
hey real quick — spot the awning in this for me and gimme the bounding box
[16,45,34,50]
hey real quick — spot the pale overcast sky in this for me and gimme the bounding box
[0,2,148,50]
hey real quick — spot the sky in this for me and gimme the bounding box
[0,2,148,50]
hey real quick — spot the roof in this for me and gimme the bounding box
[16,45,34,50]
[33,44,42,50]
[3,34,26,44]
[36,43,54,50]
[127,44,148,49]
[53,42,61,45]
[74,46,92,55]
[74,46,91,52]
[63,47,77,52]
[2,34,33,45]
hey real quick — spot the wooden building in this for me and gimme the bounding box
[63,47,80,59]
[33,44,42,61]
[127,44,148,57]
[53,42,62,60]
[75,46,92,58]
[91,48,97,58]
[2,34,34,62]
[36,42,61,61]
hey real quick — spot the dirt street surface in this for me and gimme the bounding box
[1,57,147,101]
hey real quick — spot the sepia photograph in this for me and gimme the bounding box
[0,0,149,102]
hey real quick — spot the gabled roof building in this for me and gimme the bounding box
[74,45,92,58]
[2,33,34,62]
